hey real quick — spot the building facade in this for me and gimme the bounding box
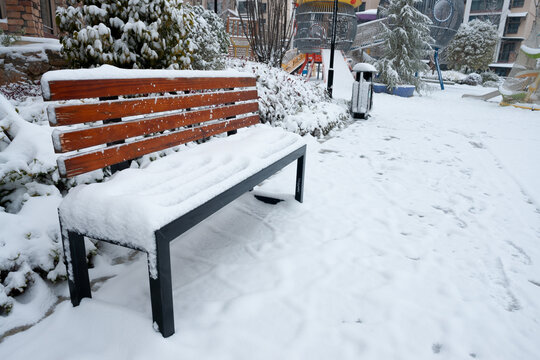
[464,0,538,75]
[0,0,65,37]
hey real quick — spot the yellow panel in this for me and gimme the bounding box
[296,0,362,6]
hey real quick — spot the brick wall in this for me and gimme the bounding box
[6,0,42,36]
[3,0,66,38]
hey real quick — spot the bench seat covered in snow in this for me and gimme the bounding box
[41,66,307,337]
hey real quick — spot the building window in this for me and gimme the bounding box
[0,0,7,19]
[505,17,521,34]
[469,14,500,25]
[511,0,525,7]
[498,40,520,62]
[237,0,266,14]
[470,0,503,12]
[237,0,247,13]
[493,67,511,76]
[40,0,54,34]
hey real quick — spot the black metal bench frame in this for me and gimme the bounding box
[63,146,305,337]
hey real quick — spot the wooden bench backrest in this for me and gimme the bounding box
[42,70,259,178]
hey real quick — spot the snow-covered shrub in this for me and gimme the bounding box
[376,0,433,92]
[482,80,499,88]
[446,20,498,73]
[0,90,104,316]
[228,59,348,137]
[56,0,195,69]
[0,28,22,47]
[186,5,230,70]
[480,71,499,84]
[464,73,482,86]
[0,93,63,314]
[422,70,467,83]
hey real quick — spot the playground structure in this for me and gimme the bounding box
[282,0,359,82]
[283,0,464,92]
[294,0,358,54]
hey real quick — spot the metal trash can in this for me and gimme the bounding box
[351,63,378,119]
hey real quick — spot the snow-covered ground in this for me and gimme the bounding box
[1,84,540,359]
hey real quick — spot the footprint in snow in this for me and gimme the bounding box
[469,141,485,149]
[506,241,532,265]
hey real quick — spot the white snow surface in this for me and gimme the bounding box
[2,85,540,359]
[0,39,61,56]
[59,125,305,258]
[321,49,355,100]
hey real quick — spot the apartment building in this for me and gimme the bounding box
[464,0,538,75]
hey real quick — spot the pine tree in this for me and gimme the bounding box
[186,5,231,70]
[376,0,433,91]
[56,0,195,69]
[446,20,498,73]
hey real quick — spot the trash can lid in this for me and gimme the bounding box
[353,63,378,73]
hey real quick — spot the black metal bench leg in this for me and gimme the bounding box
[148,237,175,337]
[295,153,306,203]
[64,230,92,306]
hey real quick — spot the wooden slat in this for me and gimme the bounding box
[59,115,260,178]
[45,77,256,101]
[54,102,259,153]
[50,89,259,126]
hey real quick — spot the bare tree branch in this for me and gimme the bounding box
[239,0,294,67]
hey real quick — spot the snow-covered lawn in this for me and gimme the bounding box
[1,85,539,359]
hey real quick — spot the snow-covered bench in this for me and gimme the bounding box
[41,67,307,337]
